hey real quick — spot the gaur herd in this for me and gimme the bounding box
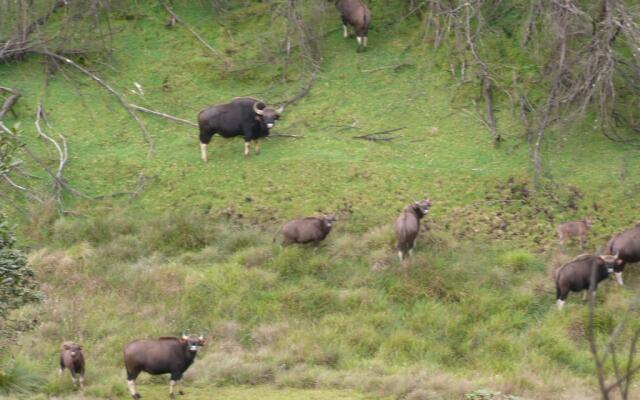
[52,0,640,398]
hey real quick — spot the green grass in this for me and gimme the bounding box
[2,1,640,399]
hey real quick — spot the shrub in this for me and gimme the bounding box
[0,215,41,346]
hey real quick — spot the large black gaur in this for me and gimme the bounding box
[554,254,622,310]
[197,97,283,162]
[606,223,640,285]
[123,334,205,399]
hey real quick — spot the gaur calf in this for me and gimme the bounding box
[556,217,592,250]
[554,254,622,310]
[59,341,85,389]
[124,334,205,399]
[606,223,640,285]
[395,199,432,261]
[280,215,336,249]
[333,0,371,51]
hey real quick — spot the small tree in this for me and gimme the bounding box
[0,214,41,340]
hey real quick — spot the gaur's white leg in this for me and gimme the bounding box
[363,36,368,47]
[582,291,588,301]
[398,251,403,262]
[557,299,565,310]
[244,142,250,157]
[79,376,84,389]
[253,140,260,155]
[356,36,362,46]
[127,380,138,397]
[343,25,348,38]
[58,367,63,377]
[178,379,185,395]
[170,380,176,397]
[200,143,208,162]
[615,272,624,286]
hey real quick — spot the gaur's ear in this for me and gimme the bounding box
[615,258,624,265]
[63,344,70,350]
[78,346,82,351]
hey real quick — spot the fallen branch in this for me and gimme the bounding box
[160,1,224,59]
[93,173,151,200]
[353,135,401,142]
[130,104,197,127]
[0,0,68,63]
[39,51,154,155]
[354,127,406,137]
[360,63,413,73]
[0,87,21,120]
[268,133,303,138]
[279,62,319,108]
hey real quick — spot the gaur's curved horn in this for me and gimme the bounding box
[181,332,188,340]
[199,334,204,341]
[253,102,264,116]
[275,105,285,114]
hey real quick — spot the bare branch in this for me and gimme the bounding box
[159,1,225,60]
[39,51,154,155]
[130,104,197,127]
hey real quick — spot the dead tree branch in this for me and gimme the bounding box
[130,104,197,127]
[0,87,21,121]
[353,127,406,141]
[0,0,68,63]
[39,51,154,155]
[159,1,225,61]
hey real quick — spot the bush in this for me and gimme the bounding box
[0,358,44,395]
[0,214,41,344]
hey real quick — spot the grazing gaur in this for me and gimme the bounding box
[556,217,592,250]
[554,254,623,310]
[332,0,371,51]
[59,341,85,389]
[606,223,640,285]
[197,97,283,162]
[280,214,336,249]
[395,199,432,261]
[124,334,205,399]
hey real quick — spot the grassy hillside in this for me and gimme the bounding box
[2,1,640,399]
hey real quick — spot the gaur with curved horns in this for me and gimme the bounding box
[123,334,206,399]
[605,222,640,286]
[197,97,283,162]
[554,254,623,310]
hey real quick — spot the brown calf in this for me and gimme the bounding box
[556,217,592,250]
[59,341,85,389]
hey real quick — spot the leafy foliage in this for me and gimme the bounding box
[0,214,41,325]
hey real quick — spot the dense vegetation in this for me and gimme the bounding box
[1,1,640,399]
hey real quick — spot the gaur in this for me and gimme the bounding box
[59,341,85,389]
[124,334,205,399]
[554,254,622,310]
[280,214,336,249]
[606,223,640,285]
[332,0,371,52]
[395,199,432,261]
[197,97,283,162]
[556,217,592,250]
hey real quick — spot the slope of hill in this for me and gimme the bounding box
[2,1,640,399]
